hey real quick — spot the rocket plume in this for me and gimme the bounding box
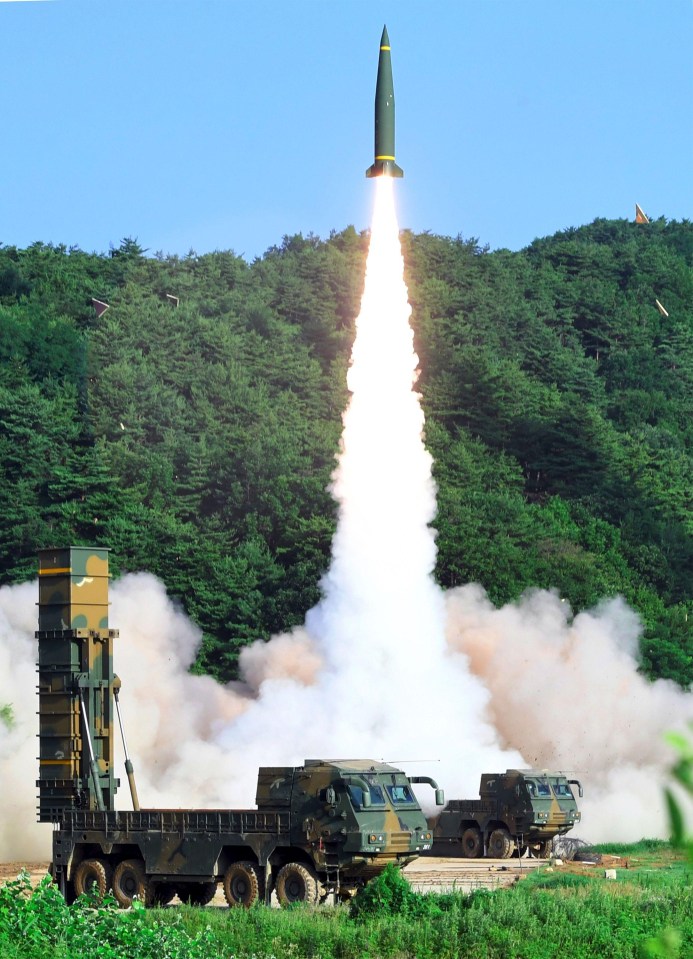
[0,181,690,862]
[218,177,513,784]
[312,176,442,671]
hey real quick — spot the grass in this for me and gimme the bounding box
[592,839,672,855]
[1,844,691,959]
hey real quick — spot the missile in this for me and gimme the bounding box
[366,26,403,178]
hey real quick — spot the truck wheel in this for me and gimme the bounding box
[113,859,151,908]
[538,841,552,859]
[176,882,217,906]
[151,882,176,906]
[461,827,483,858]
[488,828,514,859]
[223,861,263,907]
[73,858,112,900]
[275,863,319,906]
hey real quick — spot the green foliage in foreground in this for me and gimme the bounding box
[0,873,215,959]
[1,855,691,959]
[666,725,693,866]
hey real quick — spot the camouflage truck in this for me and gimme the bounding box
[427,769,583,859]
[36,547,444,907]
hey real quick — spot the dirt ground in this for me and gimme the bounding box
[0,850,678,898]
[0,862,50,887]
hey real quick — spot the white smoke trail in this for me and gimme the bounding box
[1,180,691,862]
[215,176,516,793]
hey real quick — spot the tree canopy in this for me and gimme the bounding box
[0,216,690,686]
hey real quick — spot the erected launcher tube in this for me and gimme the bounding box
[114,685,140,811]
[36,547,119,820]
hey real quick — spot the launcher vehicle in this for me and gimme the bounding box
[426,768,583,859]
[36,547,443,907]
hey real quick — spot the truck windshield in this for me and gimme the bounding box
[552,783,574,798]
[526,780,551,797]
[347,783,386,807]
[385,784,415,805]
[367,784,386,805]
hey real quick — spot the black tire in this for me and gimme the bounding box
[151,882,176,906]
[275,862,319,906]
[461,827,483,858]
[112,859,151,908]
[537,841,552,859]
[176,882,217,906]
[488,828,514,859]
[73,858,112,900]
[223,861,263,907]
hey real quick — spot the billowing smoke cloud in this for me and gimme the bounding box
[0,581,47,861]
[1,178,690,863]
[2,574,689,861]
[444,585,692,842]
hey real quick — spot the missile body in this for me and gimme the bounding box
[366,26,403,178]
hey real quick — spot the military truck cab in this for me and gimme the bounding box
[428,768,582,859]
[257,760,440,885]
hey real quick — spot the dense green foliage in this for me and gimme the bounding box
[665,725,693,866]
[1,850,691,959]
[0,873,215,959]
[593,838,672,856]
[0,219,690,683]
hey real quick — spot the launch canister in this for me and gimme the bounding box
[366,25,403,178]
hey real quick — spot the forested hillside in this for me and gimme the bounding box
[0,218,690,686]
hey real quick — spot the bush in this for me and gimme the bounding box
[349,864,449,922]
[0,872,217,959]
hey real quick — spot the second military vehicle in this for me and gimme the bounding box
[36,547,444,907]
[427,769,582,859]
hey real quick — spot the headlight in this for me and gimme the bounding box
[368,834,385,843]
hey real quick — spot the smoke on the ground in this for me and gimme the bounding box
[444,585,692,842]
[1,575,690,861]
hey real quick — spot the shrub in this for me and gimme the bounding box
[0,872,217,959]
[349,865,448,922]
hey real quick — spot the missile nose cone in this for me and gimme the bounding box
[380,25,390,47]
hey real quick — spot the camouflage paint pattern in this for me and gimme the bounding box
[52,759,434,900]
[257,759,434,879]
[427,768,582,857]
[36,547,119,821]
[37,548,441,903]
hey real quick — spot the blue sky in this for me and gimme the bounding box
[1,0,691,260]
